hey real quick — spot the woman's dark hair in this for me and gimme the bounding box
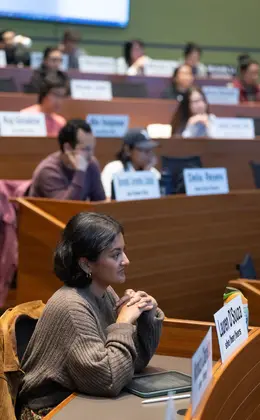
[63,29,81,44]
[184,42,202,58]
[38,74,67,104]
[171,86,209,134]
[54,212,124,288]
[116,145,132,168]
[58,119,92,152]
[172,64,192,85]
[237,54,259,76]
[124,39,144,67]
[43,46,61,61]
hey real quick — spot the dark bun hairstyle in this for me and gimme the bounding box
[54,212,124,287]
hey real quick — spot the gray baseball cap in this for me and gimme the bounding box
[123,128,159,150]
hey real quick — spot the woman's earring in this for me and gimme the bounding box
[79,259,92,279]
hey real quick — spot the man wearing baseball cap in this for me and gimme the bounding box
[101,128,160,199]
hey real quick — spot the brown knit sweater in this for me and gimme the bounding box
[19,286,164,409]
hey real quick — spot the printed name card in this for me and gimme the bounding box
[183,168,229,196]
[86,114,129,137]
[79,55,117,74]
[0,112,47,137]
[70,79,113,101]
[0,50,7,67]
[113,171,160,201]
[202,86,239,105]
[144,59,178,77]
[192,328,213,415]
[214,295,248,363]
[211,117,255,139]
[207,64,236,79]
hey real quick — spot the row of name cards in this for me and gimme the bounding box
[191,295,248,415]
[0,112,47,136]
[70,79,112,101]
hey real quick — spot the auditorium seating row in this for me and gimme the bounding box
[0,67,230,97]
[1,135,260,190]
[11,191,260,322]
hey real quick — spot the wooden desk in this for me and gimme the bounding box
[1,136,259,191]
[16,191,260,321]
[0,66,230,97]
[1,92,260,128]
[45,355,190,420]
[185,328,260,419]
[0,94,177,126]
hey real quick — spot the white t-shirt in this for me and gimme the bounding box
[101,160,161,199]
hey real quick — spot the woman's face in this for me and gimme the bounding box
[131,42,144,64]
[44,50,63,71]
[130,147,156,170]
[243,63,259,86]
[189,90,207,115]
[88,233,129,287]
[175,65,194,90]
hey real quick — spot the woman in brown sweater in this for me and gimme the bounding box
[19,212,164,419]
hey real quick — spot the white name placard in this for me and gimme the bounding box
[211,117,255,139]
[86,114,129,138]
[0,112,47,137]
[30,52,69,71]
[214,295,248,363]
[0,50,7,67]
[144,59,178,77]
[192,328,213,415]
[113,171,160,201]
[202,86,239,105]
[207,64,236,79]
[79,55,117,74]
[70,79,113,101]
[184,168,229,196]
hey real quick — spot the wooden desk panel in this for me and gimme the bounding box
[23,191,260,321]
[1,136,259,191]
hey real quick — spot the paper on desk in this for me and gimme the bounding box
[165,392,177,420]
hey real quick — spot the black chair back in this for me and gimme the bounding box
[161,155,202,194]
[15,315,38,363]
[0,78,17,92]
[236,253,257,280]
[112,82,148,98]
[249,161,260,189]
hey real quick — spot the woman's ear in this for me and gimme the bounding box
[123,144,131,156]
[78,257,90,274]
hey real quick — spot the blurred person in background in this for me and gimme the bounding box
[171,86,215,137]
[122,39,149,75]
[101,128,160,199]
[182,42,207,77]
[21,75,67,137]
[0,29,31,66]
[59,29,83,69]
[233,55,260,102]
[29,119,105,201]
[26,46,69,93]
[161,64,194,100]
